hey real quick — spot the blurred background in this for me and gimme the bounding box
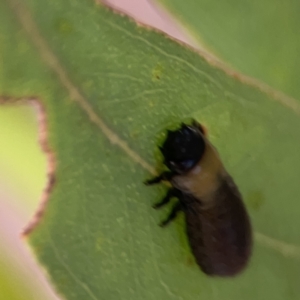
[0,1,190,299]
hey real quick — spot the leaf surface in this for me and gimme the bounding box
[156,0,300,100]
[1,0,300,299]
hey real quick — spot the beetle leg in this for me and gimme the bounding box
[160,202,182,227]
[153,188,178,209]
[144,171,173,185]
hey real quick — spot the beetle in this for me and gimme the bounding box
[145,120,252,276]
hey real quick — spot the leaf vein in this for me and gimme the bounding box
[101,18,224,91]
[48,232,99,300]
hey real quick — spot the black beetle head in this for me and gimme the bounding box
[160,123,205,174]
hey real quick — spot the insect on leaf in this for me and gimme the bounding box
[1,0,300,299]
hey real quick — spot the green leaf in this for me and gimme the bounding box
[1,0,300,299]
[156,0,300,100]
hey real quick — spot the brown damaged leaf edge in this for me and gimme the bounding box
[0,97,56,237]
[25,100,56,236]
[5,0,300,258]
